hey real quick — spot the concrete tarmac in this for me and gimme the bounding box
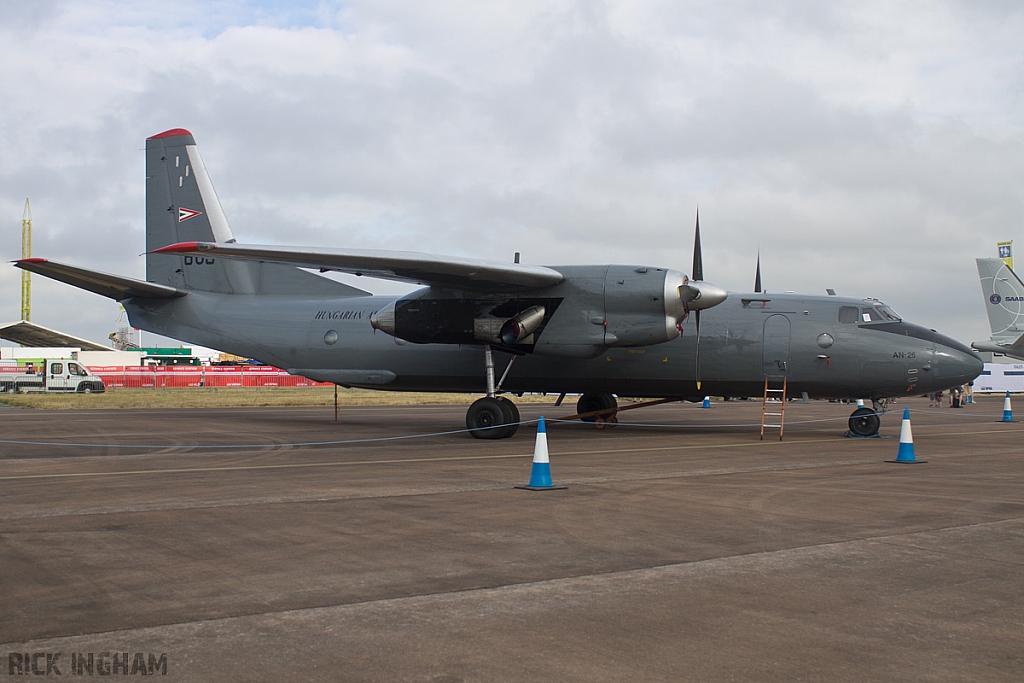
[0,395,1021,681]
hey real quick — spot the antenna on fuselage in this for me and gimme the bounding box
[754,250,762,293]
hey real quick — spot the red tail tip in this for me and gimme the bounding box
[151,241,206,254]
[147,128,193,140]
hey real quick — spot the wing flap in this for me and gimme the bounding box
[152,242,564,291]
[15,259,186,300]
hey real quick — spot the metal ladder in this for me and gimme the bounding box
[761,376,787,440]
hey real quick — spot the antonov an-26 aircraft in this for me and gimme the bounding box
[16,129,982,438]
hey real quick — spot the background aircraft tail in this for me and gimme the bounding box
[145,129,367,297]
[977,258,1024,340]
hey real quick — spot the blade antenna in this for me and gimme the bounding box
[754,250,762,293]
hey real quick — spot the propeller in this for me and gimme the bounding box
[677,208,727,392]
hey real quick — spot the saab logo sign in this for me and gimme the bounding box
[991,294,1024,304]
[991,294,1002,304]
[177,207,202,222]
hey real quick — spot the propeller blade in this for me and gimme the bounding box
[754,251,762,293]
[695,309,701,391]
[692,208,703,282]
[692,208,705,392]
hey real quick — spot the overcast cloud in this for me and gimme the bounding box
[1,0,1023,349]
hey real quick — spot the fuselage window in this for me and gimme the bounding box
[838,306,858,324]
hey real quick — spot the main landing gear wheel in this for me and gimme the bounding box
[848,406,881,437]
[496,396,520,438]
[466,396,518,440]
[577,393,618,423]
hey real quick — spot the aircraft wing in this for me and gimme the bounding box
[14,258,186,300]
[152,242,564,291]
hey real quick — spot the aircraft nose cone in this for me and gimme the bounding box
[934,339,984,388]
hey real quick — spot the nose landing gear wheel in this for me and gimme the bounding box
[577,393,618,424]
[467,396,519,439]
[848,407,881,437]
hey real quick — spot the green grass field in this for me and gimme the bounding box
[0,387,562,410]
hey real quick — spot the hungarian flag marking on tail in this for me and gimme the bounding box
[178,207,202,223]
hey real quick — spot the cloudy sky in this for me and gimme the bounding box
[1,0,1022,351]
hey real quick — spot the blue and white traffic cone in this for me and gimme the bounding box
[887,407,925,464]
[1000,391,1015,422]
[702,396,711,409]
[856,399,865,408]
[516,417,567,490]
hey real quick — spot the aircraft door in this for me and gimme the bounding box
[762,314,791,377]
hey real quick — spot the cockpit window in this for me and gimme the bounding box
[876,305,901,322]
[861,308,877,322]
[838,306,858,324]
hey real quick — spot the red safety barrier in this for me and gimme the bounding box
[86,366,331,389]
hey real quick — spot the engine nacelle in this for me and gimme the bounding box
[367,265,727,357]
[370,295,557,348]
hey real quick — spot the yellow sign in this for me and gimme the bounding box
[998,241,1013,270]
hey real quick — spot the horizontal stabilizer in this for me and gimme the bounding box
[152,242,564,291]
[15,259,186,301]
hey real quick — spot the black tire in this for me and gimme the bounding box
[577,393,617,422]
[467,397,513,439]
[496,397,520,438]
[80,384,93,394]
[848,407,881,436]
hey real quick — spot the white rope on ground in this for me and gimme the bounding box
[0,407,1007,451]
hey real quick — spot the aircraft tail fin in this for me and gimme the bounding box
[145,129,368,297]
[977,258,1024,339]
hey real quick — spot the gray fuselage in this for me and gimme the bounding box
[125,286,982,401]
